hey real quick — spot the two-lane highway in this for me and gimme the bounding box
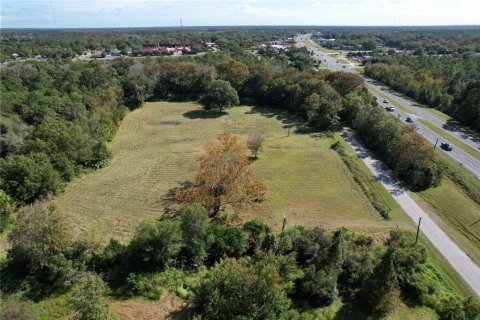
[297,35,480,179]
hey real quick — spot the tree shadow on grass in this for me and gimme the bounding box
[334,302,370,320]
[246,105,331,139]
[166,303,196,320]
[159,181,195,219]
[183,109,227,119]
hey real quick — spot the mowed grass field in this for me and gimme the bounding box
[55,101,407,242]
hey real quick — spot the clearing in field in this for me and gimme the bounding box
[55,101,411,242]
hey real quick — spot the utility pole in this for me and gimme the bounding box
[434,138,439,149]
[415,217,422,244]
[281,215,287,235]
[180,19,184,49]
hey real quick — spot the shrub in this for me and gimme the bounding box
[70,272,112,320]
[126,219,182,272]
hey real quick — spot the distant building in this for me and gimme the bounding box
[142,45,190,54]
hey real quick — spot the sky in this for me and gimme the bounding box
[1,0,479,29]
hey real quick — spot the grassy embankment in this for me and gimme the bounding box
[334,133,476,297]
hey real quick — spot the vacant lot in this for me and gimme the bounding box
[55,102,407,242]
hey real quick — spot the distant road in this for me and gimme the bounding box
[296,35,480,179]
[341,128,480,296]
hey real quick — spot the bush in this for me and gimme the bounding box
[0,153,62,204]
[0,189,15,232]
[70,272,112,320]
[7,202,71,274]
[179,205,209,267]
[0,296,35,320]
[127,219,182,272]
[205,224,248,265]
[195,255,299,320]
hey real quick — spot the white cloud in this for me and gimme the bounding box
[1,0,479,28]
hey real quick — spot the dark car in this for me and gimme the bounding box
[440,142,453,151]
[385,106,396,112]
[405,117,414,123]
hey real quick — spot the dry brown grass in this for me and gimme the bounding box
[55,102,410,242]
[109,293,188,320]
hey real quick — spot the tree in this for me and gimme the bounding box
[0,189,15,232]
[205,224,248,265]
[176,131,266,219]
[361,249,400,315]
[247,132,265,159]
[70,272,112,320]
[199,80,239,113]
[180,205,210,266]
[216,60,250,91]
[195,255,299,320]
[127,219,182,272]
[0,153,62,204]
[7,202,71,273]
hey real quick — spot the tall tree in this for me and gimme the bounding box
[199,80,239,113]
[176,131,266,219]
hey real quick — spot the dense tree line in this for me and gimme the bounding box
[0,27,301,61]
[1,203,478,319]
[342,91,441,190]
[365,53,480,131]
[0,61,128,211]
[315,26,480,54]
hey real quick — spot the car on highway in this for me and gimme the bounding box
[405,117,414,123]
[385,106,396,112]
[440,142,453,151]
[342,65,346,68]
[383,99,389,103]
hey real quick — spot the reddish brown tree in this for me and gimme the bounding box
[176,131,266,219]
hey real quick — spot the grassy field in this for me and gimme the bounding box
[55,101,409,243]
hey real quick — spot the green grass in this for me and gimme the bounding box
[434,151,480,205]
[336,58,350,65]
[418,119,480,161]
[419,234,477,298]
[424,107,451,122]
[332,134,408,221]
[410,177,480,266]
[56,102,407,242]
[333,134,476,298]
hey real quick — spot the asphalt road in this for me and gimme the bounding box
[297,36,480,179]
[341,128,480,296]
